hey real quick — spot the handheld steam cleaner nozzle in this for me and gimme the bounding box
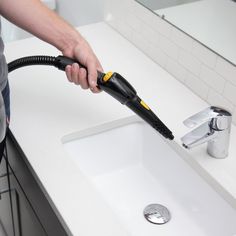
[8,55,174,140]
[97,71,174,140]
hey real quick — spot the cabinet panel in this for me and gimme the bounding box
[0,157,14,236]
[9,169,47,236]
[6,129,69,236]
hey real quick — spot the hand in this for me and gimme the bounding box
[63,39,103,93]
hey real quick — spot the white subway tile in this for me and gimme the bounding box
[200,65,226,94]
[125,14,145,33]
[185,72,209,100]
[215,57,236,86]
[117,24,134,42]
[131,31,150,53]
[118,2,162,48]
[159,35,179,60]
[192,41,217,68]
[107,18,134,42]
[165,58,187,83]
[207,89,234,113]
[171,27,193,52]
[123,12,161,47]
[178,50,202,76]
[152,17,173,38]
[147,45,168,68]
[132,0,157,27]
[223,82,236,106]
[142,25,161,47]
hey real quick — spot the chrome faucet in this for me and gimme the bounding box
[181,106,232,159]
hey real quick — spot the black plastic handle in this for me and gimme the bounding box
[55,56,105,82]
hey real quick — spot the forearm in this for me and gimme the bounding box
[0,0,103,92]
[0,0,82,55]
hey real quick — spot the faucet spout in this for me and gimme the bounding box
[181,107,232,159]
[181,122,217,149]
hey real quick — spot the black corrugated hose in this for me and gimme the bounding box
[7,55,80,73]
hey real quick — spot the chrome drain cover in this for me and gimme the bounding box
[143,204,171,224]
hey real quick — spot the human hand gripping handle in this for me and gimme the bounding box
[56,55,105,86]
[62,41,103,93]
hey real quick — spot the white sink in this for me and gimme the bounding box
[63,116,236,236]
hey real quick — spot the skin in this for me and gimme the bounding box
[0,0,103,93]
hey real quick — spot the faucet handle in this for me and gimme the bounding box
[183,106,231,128]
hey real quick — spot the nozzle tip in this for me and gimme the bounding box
[182,143,189,149]
[153,123,174,140]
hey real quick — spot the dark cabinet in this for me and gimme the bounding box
[8,167,47,236]
[0,158,14,236]
[0,129,69,236]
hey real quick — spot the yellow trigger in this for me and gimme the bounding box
[140,100,150,110]
[103,71,113,82]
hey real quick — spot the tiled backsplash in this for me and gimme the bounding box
[105,0,236,124]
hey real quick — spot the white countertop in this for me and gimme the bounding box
[5,22,236,235]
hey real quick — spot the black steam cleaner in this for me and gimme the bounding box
[8,55,174,140]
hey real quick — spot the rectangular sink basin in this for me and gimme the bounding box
[63,116,236,236]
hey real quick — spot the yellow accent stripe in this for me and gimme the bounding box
[103,71,113,82]
[140,100,150,110]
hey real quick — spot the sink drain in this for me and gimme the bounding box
[143,204,171,224]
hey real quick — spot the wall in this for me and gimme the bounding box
[1,0,106,42]
[1,0,57,42]
[56,0,106,27]
[105,0,236,124]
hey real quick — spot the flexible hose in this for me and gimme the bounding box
[8,55,58,73]
[8,55,105,80]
